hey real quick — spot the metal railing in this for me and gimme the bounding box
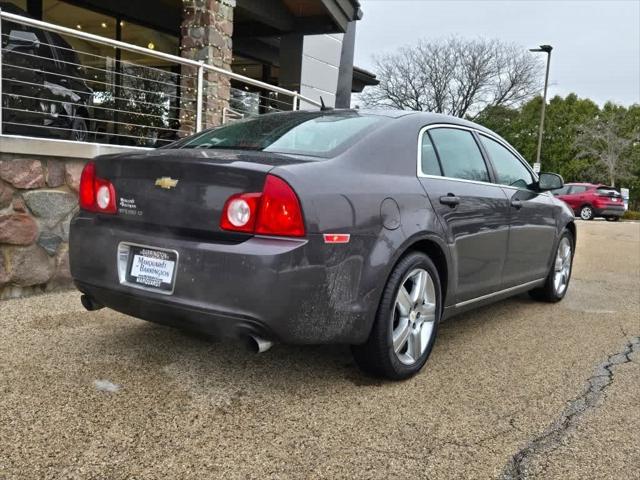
[0,9,320,147]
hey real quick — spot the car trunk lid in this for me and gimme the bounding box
[94,149,310,237]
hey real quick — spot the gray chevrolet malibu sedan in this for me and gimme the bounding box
[69,109,576,379]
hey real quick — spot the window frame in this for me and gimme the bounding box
[476,132,538,191]
[416,123,540,192]
[417,124,495,184]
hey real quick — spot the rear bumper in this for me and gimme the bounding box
[594,206,625,217]
[69,215,370,344]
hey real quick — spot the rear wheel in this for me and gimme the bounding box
[529,231,574,302]
[70,116,88,142]
[579,205,594,220]
[605,216,620,222]
[352,252,441,380]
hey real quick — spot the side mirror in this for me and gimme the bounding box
[538,172,564,191]
[8,30,40,51]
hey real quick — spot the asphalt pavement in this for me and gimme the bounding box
[1,221,638,479]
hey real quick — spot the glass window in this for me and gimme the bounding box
[480,135,534,189]
[569,186,588,194]
[420,132,442,176]
[3,1,27,11]
[551,186,571,196]
[429,128,489,182]
[175,112,388,157]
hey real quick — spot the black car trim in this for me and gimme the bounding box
[454,278,546,308]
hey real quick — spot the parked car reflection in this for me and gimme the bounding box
[1,3,94,141]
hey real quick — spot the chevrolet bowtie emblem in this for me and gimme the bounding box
[155,177,178,189]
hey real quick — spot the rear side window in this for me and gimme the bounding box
[420,132,442,175]
[429,128,489,182]
[480,135,534,189]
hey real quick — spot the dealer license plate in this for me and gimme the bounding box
[125,246,177,292]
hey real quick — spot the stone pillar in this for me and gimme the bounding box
[0,155,83,299]
[179,0,234,136]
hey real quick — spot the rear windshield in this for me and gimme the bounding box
[596,187,620,197]
[170,111,387,157]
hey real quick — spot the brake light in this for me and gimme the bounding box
[78,161,117,214]
[220,174,305,237]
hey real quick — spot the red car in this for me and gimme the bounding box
[552,183,624,221]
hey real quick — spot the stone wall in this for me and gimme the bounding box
[0,153,85,299]
[179,0,235,135]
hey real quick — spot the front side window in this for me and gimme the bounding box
[480,135,535,189]
[428,128,489,182]
[570,186,588,194]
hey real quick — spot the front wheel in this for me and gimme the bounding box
[352,252,441,380]
[529,231,574,302]
[579,205,594,220]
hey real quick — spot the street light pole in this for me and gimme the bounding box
[530,45,553,170]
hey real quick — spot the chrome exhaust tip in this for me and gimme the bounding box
[247,335,274,353]
[81,294,104,311]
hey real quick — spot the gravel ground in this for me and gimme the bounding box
[0,221,638,479]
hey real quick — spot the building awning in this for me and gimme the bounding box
[234,0,362,37]
[351,66,379,93]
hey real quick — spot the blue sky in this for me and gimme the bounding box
[354,0,640,106]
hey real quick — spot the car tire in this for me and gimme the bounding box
[352,252,441,380]
[605,216,620,222]
[529,230,574,303]
[579,205,594,220]
[70,116,88,142]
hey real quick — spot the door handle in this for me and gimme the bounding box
[511,199,523,209]
[439,194,460,207]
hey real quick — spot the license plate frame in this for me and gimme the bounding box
[121,243,179,294]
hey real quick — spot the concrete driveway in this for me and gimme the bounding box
[1,221,638,479]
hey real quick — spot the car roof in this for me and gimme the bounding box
[334,108,496,133]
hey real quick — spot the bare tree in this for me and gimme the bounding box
[360,37,543,118]
[574,112,639,187]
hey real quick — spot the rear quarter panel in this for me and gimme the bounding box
[271,116,451,341]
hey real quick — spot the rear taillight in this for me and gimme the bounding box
[79,161,117,214]
[220,174,305,237]
[220,193,261,233]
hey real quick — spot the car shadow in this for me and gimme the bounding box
[87,293,537,391]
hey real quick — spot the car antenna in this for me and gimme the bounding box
[319,96,333,111]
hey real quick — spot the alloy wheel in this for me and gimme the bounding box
[553,237,572,296]
[580,206,593,220]
[392,268,437,365]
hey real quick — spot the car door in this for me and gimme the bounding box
[571,185,591,209]
[477,134,557,287]
[417,126,510,304]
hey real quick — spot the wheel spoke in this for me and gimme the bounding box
[393,317,411,353]
[411,270,427,304]
[396,287,412,316]
[425,274,436,304]
[555,256,563,271]
[408,329,423,360]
